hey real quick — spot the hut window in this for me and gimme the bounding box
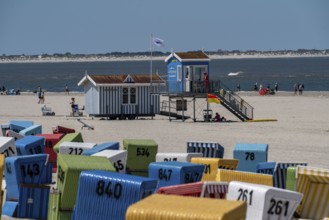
[123,87,129,104]
[177,65,182,82]
[122,87,137,104]
[130,87,136,104]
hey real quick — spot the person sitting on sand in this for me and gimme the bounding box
[213,112,226,122]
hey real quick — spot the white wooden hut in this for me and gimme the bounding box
[78,74,165,119]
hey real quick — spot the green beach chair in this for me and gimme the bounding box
[53,133,83,153]
[123,139,158,177]
[286,166,297,191]
[56,154,115,211]
[47,190,72,220]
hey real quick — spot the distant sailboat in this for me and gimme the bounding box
[228,71,243,76]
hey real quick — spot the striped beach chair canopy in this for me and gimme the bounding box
[187,141,224,158]
[157,181,204,197]
[273,162,307,189]
[200,181,229,199]
[295,166,329,220]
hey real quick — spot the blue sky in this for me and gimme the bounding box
[0,0,328,55]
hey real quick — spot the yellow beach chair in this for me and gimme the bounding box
[216,169,273,186]
[191,158,220,181]
[126,194,247,220]
[218,158,239,170]
[295,166,329,220]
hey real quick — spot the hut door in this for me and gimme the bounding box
[184,66,191,92]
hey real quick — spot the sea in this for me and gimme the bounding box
[0,56,328,92]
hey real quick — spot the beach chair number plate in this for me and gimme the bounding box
[68,147,83,155]
[201,163,211,174]
[58,166,65,183]
[21,164,40,177]
[184,172,200,183]
[113,160,125,172]
[245,152,255,160]
[96,180,122,199]
[237,188,254,205]
[3,146,15,157]
[136,148,150,157]
[267,199,289,216]
[29,145,43,154]
[158,168,172,181]
[163,157,177,161]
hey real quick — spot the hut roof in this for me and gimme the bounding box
[165,51,210,62]
[78,74,165,87]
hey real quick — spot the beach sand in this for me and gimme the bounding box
[1,91,328,168]
[1,91,329,219]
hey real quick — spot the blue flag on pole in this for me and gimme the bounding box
[152,37,165,47]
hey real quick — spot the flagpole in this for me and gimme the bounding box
[150,34,153,84]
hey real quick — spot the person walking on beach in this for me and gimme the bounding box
[237,84,241,91]
[294,83,298,95]
[298,83,304,95]
[40,91,45,104]
[65,84,69,95]
[37,86,42,104]
[275,82,278,92]
[254,82,258,91]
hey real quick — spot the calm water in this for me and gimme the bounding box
[0,57,328,92]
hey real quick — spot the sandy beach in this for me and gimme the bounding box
[0,91,328,169]
[1,91,329,219]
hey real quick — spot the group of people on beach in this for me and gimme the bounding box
[253,82,278,95]
[294,83,304,95]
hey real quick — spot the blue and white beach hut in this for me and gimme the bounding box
[78,74,165,119]
[165,51,210,93]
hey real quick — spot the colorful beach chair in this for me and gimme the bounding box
[233,143,268,173]
[73,170,157,220]
[82,142,119,156]
[216,169,273,186]
[58,142,96,155]
[91,150,127,173]
[191,157,220,181]
[218,158,239,170]
[187,141,224,158]
[18,124,42,136]
[126,194,247,220]
[53,132,83,153]
[0,137,17,158]
[56,154,115,212]
[123,139,158,177]
[157,181,204,197]
[15,135,45,155]
[227,181,303,220]
[36,133,64,172]
[148,161,204,189]
[200,181,229,199]
[295,166,329,219]
[273,162,307,189]
[156,152,203,162]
